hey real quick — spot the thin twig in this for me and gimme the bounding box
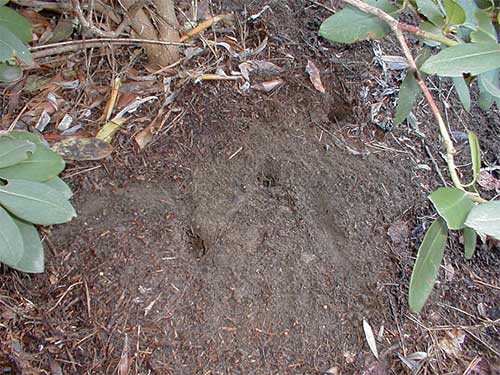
[30,38,191,59]
[306,0,335,13]
[71,0,150,38]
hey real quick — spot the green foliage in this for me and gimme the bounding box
[428,187,474,230]
[409,218,447,313]
[408,131,500,312]
[421,43,500,77]
[319,0,500,115]
[319,0,398,43]
[0,2,33,82]
[0,131,76,273]
[319,0,500,313]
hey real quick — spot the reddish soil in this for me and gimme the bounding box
[1,1,499,374]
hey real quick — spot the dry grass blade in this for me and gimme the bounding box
[118,334,130,375]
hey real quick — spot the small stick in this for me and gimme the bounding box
[30,38,191,59]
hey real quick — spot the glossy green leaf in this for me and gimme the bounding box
[10,218,44,273]
[465,201,500,240]
[478,69,500,99]
[0,143,65,182]
[463,227,477,259]
[421,43,500,77]
[452,76,471,111]
[443,0,466,25]
[0,205,23,266]
[0,61,22,82]
[0,5,32,43]
[44,177,73,199]
[0,179,76,225]
[409,218,448,313]
[417,0,444,26]
[0,137,36,168]
[429,187,474,229]
[470,9,498,43]
[319,0,397,43]
[0,24,32,66]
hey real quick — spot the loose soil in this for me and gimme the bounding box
[1,1,499,374]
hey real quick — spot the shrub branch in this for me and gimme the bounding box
[340,0,483,200]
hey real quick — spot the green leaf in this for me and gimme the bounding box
[10,218,44,273]
[470,9,498,43]
[478,89,494,110]
[443,0,466,25]
[428,187,474,229]
[421,43,500,77]
[454,0,479,27]
[463,227,477,259]
[467,130,481,186]
[395,71,421,125]
[0,137,36,168]
[319,0,397,43]
[0,143,65,182]
[464,201,500,240]
[0,179,76,225]
[409,218,448,313]
[44,177,73,199]
[419,21,442,47]
[0,205,23,266]
[0,24,32,66]
[0,61,22,82]
[394,48,431,124]
[8,130,45,145]
[478,69,500,99]
[416,0,444,26]
[0,5,32,43]
[452,76,471,111]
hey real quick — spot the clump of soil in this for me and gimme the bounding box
[1,1,499,374]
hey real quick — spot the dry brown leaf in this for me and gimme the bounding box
[239,60,283,81]
[51,137,113,161]
[306,60,326,93]
[438,329,465,357]
[251,79,283,92]
[135,125,154,150]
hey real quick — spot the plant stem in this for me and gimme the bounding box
[340,0,479,197]
[396,23,458,46]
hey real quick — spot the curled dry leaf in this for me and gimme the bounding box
[306,60,326,93]
[380,55,408,70]
[251,79,284,92]
[239,60,283,82]
[363,319,379,360]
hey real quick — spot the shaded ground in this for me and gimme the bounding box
[1,1,500,374]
